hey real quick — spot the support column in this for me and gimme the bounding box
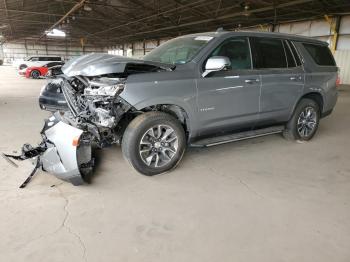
[325,15,341,53]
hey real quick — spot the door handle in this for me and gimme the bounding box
[245,79,259,84]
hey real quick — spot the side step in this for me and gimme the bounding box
[190,125,285,147]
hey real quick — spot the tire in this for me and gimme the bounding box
[31,70,40,79]
[122,111,186,176]
[283,98,320,141]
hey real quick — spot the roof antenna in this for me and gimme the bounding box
[216,27,225,33]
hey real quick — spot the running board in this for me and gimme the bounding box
[190,125,285,147]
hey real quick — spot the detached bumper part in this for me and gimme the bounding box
[41,118,92,185]
[3,114,93,186]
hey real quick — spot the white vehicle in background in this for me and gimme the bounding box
[13,56,62,70]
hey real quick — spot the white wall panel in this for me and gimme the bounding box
[334,50,350,84]
[337,35,350,50]
[309,20,330,36]
[145,40,158,49]
[339,15,350,34]
[276,19,331,37]
[289,21,310,36]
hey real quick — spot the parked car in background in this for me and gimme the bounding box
[16,56,62,70]
[25,61,64,79]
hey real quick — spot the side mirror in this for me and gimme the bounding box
[202,56,231,77]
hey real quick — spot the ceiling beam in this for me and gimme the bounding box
[106,0,315,41]
[87,0,212,37]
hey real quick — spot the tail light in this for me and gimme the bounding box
[336,76,341,87]
[336,67,341,87]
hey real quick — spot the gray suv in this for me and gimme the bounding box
[4,31,338,186]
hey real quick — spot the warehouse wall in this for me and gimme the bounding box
[107,15,350,84]
[1,40,107,64]
[274,16,350,84]
[2,16,350,83]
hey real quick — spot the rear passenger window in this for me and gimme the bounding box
[252,38,287,69]
[303,43,335,66]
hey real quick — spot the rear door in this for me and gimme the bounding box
[196,37,261,136]
[250,37,304,125]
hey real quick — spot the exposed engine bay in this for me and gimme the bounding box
[2,54,174,187]
[60,75,132,147]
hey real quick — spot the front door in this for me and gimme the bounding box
[196,37,261,136]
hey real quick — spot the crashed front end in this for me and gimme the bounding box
[4,75,132,186]
[3,54,173,186]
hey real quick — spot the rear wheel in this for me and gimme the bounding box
[122,112,186,176]
[283,98,320,141]
[31,70,40,79]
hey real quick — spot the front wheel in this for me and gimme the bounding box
[283,98,320,141]
[19,64,27,70]
[122,112,186,176]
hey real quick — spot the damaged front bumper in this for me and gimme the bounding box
[2,113,93,187]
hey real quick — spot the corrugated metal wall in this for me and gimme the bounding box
[334,51,350,84]
[1,41,107,64]
[2,15,350,83]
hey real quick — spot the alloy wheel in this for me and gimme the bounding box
[139,124,178,168]
[297,106,317,138]
[32,71,39,78]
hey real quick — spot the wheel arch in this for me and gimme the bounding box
[140,104,191,138]
[291,92,324,119]
[302,92,324,112]
[118,103,193,142]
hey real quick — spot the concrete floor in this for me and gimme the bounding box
[0,66,349,262]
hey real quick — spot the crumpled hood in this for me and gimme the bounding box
[62,53,174,77]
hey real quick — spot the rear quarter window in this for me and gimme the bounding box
[303,43,335,66]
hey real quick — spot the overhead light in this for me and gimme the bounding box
[46,28,66,37]
[83,5,92,11]
[243,4,251,17]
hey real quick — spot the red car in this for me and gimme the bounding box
[25,62,64,79]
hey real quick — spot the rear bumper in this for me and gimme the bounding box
[323,87,338,115]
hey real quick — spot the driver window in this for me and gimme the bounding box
[210,37,252,70]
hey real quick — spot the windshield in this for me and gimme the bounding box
[143,36,214,65]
